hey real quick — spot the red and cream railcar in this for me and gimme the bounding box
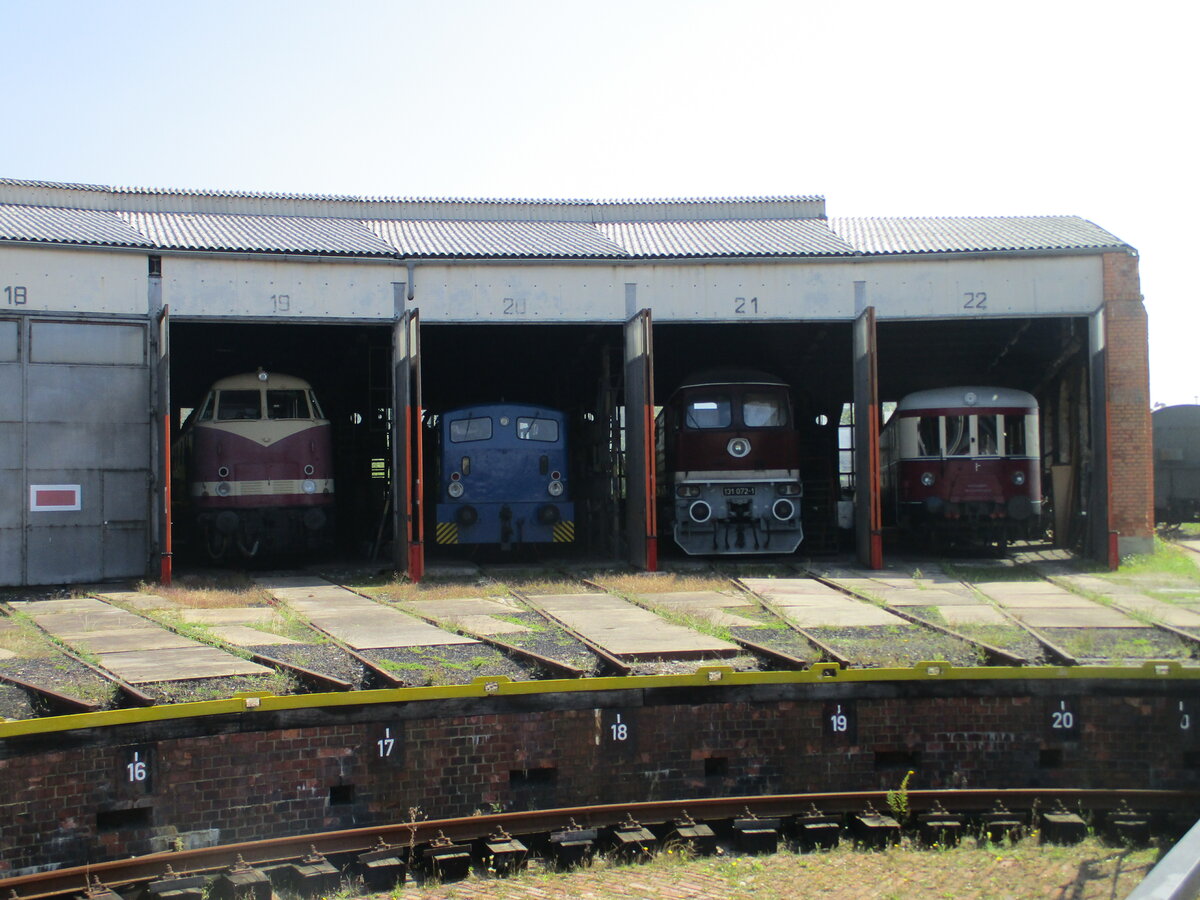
[657,369,804,555]
[181,370,334,559]
[881,386,1041,545]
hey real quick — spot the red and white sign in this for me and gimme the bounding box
[30,484,82,512]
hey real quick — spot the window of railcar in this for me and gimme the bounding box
[196,391,216,422]
[217,390,262,421]
[945,415,970,456]
[977,415,999,455]
[742,392,788,427]
[685,396,732,429]
[450,416,492,443]
[267,389,310,419]
[916,416,940,456]
[308,390,327,420]
[516,416,559,442]
[1003,414,1027,455]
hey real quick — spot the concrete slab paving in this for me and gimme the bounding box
[533,592,739,658]
[66,629,198,654]
[256,577,479,650]
[1050,575,1200,629]
[973,581,1144,628]
[1016,608,1145,628]
[643,592,762,627]
[0,648,17,661]
[16,596,273,683]
[405,598,532,635]
[100,646,271,683]
[743,578,908,627]
[209,625,302,647]
[938,605,1010,626]
[95,591,178,611]
[179,608,279,626]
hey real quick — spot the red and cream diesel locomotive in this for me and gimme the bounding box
[657,369,804,555]
[179,370,335,559]
[881,386,1041,545]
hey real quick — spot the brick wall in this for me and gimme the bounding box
[1102,251,1154,557]
[1,681,1196,874]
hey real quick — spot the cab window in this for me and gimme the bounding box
[196,391,216,422]
[685,396,732,429]
[1004,414,1027,455]
[742,392,787,427]
[977,415,999,455]
[916,416,940,455]
[945,415,971,455]
[516,416,559,442]
[217,390,262,421]
[450,416,492,443]
[267,390,310,419]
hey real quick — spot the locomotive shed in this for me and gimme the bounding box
[0,178,1179,881]
[0,178,1153,585]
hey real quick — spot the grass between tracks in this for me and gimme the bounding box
[339,836,1160,900]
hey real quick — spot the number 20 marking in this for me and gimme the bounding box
[963,291,987,309]
[1051,702,1075,730]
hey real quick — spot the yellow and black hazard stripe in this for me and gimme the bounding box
[435,522,458,544]
[552,521,574,543]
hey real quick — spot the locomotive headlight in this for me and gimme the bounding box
[689,500,712,523]
[218,466,230,479]
[1012,471,1026,485]
[727,437,752,458]
[777,482,802,496]
[548,480,564,497]
[921,472,936,486]
[216,481,232,497]
[302,479,317,494]
[304,464,315,476]
[447,481,465,498]
[676,484,701,498]
[772,499,795,521]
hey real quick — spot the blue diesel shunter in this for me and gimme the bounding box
[434,403,574,547]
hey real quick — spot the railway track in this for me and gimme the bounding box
[2,789,1192,900]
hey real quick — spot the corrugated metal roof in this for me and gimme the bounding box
[827,216,1128,255]
[366,219,628,258]
[116,211,395,256]
[0,178,825,222]
[596,219,857,257]
[0,203,151,246]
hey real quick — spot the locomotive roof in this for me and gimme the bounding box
[674,368,789,390]
[441,402,566,418]
[897,386,1037,411]
[208,371,315,391]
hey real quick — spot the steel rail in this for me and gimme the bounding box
[2,789,1193,900]
[804,568,1032,667]
[358,588,590,680]
[730,577,854,667]
[0,600,156,709]
[513,589,632,675]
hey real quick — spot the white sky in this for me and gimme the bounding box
[2,0,1195,406]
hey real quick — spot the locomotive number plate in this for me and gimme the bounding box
[723,487,756,496]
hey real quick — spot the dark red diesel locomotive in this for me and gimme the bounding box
[881,386,1041,546]
[657,369,804,555]
[179,370,335,559]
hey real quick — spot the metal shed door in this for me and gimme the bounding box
[392,309,424,580]
[624,309,657,571]
[853,305,883,569]
[6,317,153,586]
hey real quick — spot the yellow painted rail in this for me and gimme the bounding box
[2,659,1197,740]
